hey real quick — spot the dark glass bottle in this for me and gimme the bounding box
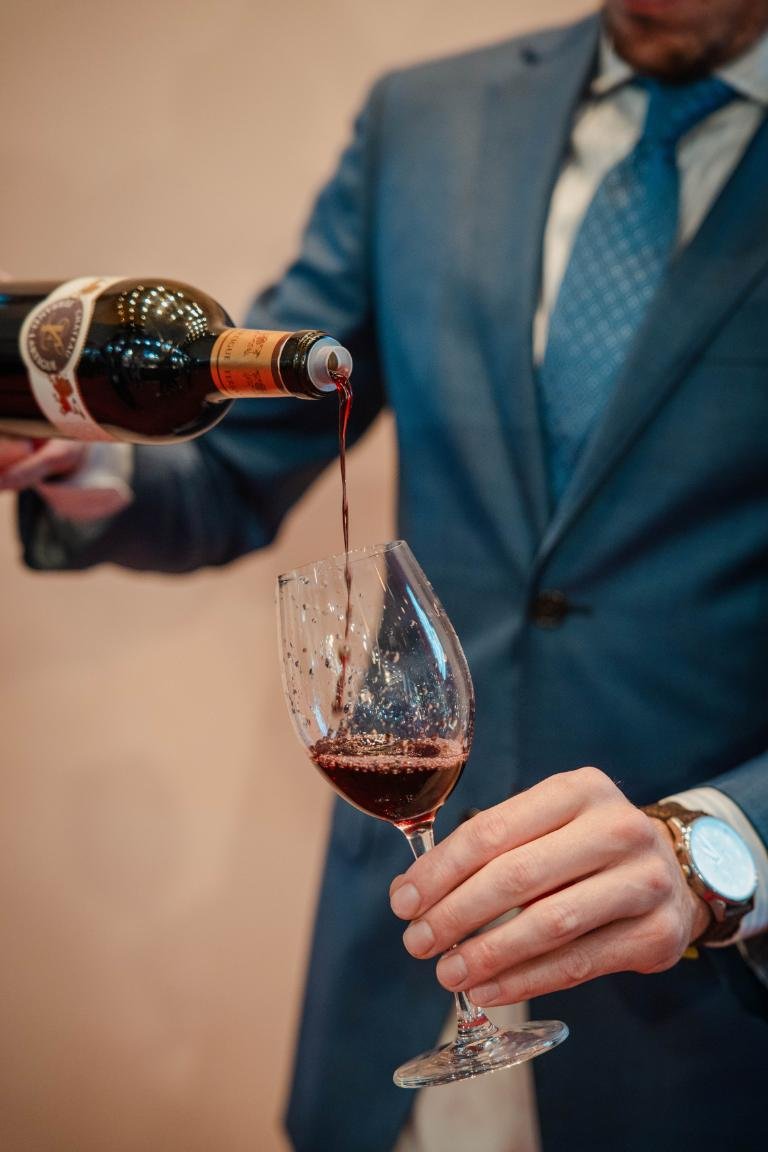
[0,277,352,443]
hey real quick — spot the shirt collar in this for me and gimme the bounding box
[591,26,768,106]
[590,35,632,98]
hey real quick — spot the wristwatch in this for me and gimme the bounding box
[642,800,757,945]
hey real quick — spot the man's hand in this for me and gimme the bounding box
[0,436,133,521]
[0,436,85,490]
[389,767,711,1007]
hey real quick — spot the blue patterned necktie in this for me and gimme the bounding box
[538,76,738,505]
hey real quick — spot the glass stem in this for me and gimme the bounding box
[403,825,495,1043]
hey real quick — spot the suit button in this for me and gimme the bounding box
[530,589,570,629]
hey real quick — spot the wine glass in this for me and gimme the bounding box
[277,540,568,1087]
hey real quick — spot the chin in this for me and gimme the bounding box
[608,20,719,81]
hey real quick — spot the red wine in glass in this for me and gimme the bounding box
[310,734,467,831]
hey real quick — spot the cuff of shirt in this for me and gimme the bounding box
[663,785,768,943]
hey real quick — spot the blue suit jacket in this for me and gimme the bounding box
[21,15,768,1151]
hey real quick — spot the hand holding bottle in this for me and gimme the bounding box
[0,274,91,499]
[0,435,133,521]
[0,435,85,491]
[0,436,36,473]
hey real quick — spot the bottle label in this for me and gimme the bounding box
[19,277,123,440]
[209,328,292,398]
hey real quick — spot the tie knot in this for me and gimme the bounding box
[639,75,738,152]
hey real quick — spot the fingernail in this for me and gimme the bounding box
[469,981,500,1005]
[437,952,467,988]
[403,919,435,956]
[390,882,421,918]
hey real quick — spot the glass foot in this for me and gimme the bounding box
[393,1017,569,1089]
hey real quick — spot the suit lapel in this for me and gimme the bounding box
[465,16,599,550]
[535,110,768,571]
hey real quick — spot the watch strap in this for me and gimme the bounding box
[642,800,707,824]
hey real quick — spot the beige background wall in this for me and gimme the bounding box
[0,3,593,1149]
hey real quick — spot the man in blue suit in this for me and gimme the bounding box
[5,0,768,1147]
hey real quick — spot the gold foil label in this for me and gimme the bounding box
[210,328,291,398]
[19,276,123,441]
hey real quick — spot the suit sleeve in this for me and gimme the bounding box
[705,756,768,986]
[707,754,768,879]
[18,82,388,574]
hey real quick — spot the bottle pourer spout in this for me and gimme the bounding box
[306,337,353,392]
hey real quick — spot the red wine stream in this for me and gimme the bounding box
[332,368,353,713]
[318,373,468,829]
[310,734,467,829]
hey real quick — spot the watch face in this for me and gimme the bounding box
[689,816,757,902]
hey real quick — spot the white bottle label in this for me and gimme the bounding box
[19,276,123,441]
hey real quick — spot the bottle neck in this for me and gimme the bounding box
[207,328,298,399]
[206,327,350,400]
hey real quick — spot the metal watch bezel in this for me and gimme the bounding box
[670,814,757,921]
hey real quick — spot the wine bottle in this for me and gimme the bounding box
[0,277,352,444]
